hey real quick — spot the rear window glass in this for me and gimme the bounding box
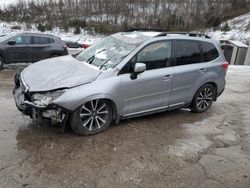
[201,41,219,62]
[33,36,54,44]
[175,40,202,66]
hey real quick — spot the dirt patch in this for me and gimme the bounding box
[0,66,250,187]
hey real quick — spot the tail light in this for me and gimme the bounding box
[82,44,90,49]
[223,62,229,71]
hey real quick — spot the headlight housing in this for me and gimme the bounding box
[32,90,66,107]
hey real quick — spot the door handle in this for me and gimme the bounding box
[199,68,206,73]
[163,75,173,81]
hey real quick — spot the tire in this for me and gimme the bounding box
[0,56,4,70]
[70,99,113,136]
[190,84,216,113]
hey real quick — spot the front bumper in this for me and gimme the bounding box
[13,74,69,124]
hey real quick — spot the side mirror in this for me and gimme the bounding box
[131,63,146,80]
[134,63,146,73]
[7,40,16,45]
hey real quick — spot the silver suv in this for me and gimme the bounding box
[13,31,228,136]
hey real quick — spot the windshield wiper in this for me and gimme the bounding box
[99,57,112,70]
[99,55,128,70]
[86,48,106,64]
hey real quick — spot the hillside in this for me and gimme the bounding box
[207,12,250,43]
[0,12,249,45]
[1,0,249,34]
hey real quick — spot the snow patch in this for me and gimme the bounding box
[206,12,250,43]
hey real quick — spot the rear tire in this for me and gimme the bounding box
[0,56,4,70]
[190,84,216,113]
[71,99,113,136]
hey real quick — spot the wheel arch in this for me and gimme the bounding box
[193,81,218,102]
[54,93,120,122]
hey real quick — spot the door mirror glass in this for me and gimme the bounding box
[7,40,16,45]
[134,63,146,73]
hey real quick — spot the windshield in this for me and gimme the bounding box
[0,34,16,43]
[76,36,138,70]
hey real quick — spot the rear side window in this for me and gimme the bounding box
[33,36,54,44]
[175,40,202,66]
[201,41,219,62]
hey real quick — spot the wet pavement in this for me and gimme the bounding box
[0,65,250,188]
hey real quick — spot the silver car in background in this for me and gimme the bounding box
[13,31,228,136]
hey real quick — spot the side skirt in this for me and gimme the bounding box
[120,102,185,120]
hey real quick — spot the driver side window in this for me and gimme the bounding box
[120,40,172,74]
[14,36,31,45]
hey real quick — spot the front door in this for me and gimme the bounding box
[5,35,32,63]
[118,40,174,116]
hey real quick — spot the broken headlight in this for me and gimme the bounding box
[32,90,66,107]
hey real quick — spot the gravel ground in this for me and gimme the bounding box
[0,65,250,188]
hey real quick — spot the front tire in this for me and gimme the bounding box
[0,56,4,70]
[71,99,113,136]
[191,84,216,113]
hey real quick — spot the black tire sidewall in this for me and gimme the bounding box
[71,100,113,136]
[0,56,4,70]
[192,84,216,113]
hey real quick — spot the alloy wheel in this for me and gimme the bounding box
[196,87,214,111]
[80,99,109,131]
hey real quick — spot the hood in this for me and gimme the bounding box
[21,55,101,92]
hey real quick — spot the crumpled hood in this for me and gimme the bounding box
[21,55,101,92]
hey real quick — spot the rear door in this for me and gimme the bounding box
[5,35,32,63]
[118,40,174,116]
[170,40,204,106]
[31,36,54,62]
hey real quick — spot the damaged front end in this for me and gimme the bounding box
[13,73,70,128]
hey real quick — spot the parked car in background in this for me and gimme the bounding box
[64,40,82,48]
[82,43,91,49]
[0,33,68,69]
[13,31,228,136]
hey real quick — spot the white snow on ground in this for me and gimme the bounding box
[206,12,250,43]
[0,21,103,46]
[228,65,250,72]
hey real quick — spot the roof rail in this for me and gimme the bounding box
[155,32,211,39]
[123,28,166,32]
[123,29,211,39]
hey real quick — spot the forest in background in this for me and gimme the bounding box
[0,0,249,34]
